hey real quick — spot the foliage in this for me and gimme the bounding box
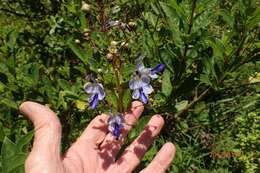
[0,0,259,172]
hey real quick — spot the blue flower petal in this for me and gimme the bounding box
[141,75,150,85]
[115,114,124,124]
[108,114,124,140]
[129,78,136,90]
[132,89,140,99]
[140,89,148,104]
[142,85,154,95]
[84,83,94,94]
[112,123,121,139]
[97,84,106,100]
[89,94,99,109]
[129,77,143,90]
[151,64,166,74]
[137,63,145,72]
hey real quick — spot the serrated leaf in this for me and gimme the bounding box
[162,69,173,97]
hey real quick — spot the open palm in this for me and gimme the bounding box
[20,101,175,173]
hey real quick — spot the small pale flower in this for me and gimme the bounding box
[84,82,106,109]
[106,20,132,31]
[108,114,124,140]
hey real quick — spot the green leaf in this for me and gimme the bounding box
[128,116,150,141]
[16,131,34,152]
[2,153,27,173]
[175,100,188,112]
[58,79,71,90]
[67,37,88,65]
[143,144,158,162]
[63,90,79,99]
[247,8,260,29]
[219,9,234,28]
[1,137,16,159]
[159,1,183,46]
[79,12,88,30]
[162,69,173,97]
[105,90,118,109]
[0,82,5,93]
[169,0,186,19]
[0,98,17,109]
[123,89,131,112]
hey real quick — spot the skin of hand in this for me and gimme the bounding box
[20,101,176,173]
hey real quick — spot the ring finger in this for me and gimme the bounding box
[98,101,144,162]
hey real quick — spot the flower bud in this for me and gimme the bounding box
[121,41,129,48]
[106,53,113,60]
[83,32,90,40]
[110,41,118,46]
[128,21,137,27]
[81,1,91,12]
[75,39,80,44]
[108,47,118,54]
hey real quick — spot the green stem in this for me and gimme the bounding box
[115,68,123,113]
[112,55,124,113]
[183,0,197,58]
[176,87,211,118]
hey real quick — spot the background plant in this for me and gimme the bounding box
[0,0,259,172]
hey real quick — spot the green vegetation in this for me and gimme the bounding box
[0,0,259,172]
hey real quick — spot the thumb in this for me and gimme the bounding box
[20,101,62,159]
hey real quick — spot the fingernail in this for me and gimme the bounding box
[148,125,156,131]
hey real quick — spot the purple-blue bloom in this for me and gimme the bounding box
[151,64,166,75]
[108,114,124,140]
[129,56,165,104]
[84,82,106,109]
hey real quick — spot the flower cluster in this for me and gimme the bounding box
[83,55,165,139]
[129,57,165,104]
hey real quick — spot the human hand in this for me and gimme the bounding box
[20,101,175,173]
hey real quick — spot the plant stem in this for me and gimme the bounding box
[176,87,211,118]
[183,0,197,59]
[112,55,124,113]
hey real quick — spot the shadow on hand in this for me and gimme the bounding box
[97,124,156,170]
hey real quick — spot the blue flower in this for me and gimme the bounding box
[108,114,124,140]
[129,56,165,104]
[84,82,106,109]
[129,74,154,104]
